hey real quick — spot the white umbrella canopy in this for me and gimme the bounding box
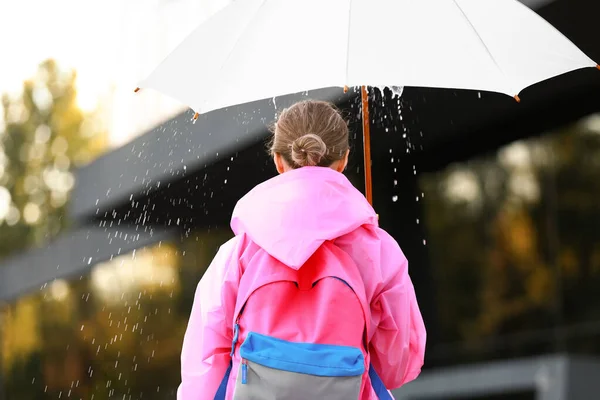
[136,0,598,206]
[137,0,597,115]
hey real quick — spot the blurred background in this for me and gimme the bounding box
[1,0,599,399]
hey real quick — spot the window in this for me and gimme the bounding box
[420,113,600,366]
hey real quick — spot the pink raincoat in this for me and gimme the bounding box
[177,166,426,399]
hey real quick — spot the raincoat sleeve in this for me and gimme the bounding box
[369,231,426,390]
[177,236,243,400]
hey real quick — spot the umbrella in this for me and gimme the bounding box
[135,0,598,205]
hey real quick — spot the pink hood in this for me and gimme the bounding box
[231,166,379,269]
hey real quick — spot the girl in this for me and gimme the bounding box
[178,100,426,400]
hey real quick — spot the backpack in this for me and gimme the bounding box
[215,240,393,399]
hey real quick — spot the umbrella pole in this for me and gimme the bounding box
[361,86,373,206]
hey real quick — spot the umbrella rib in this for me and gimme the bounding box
[344,0,354,87]
[451,0,513,95]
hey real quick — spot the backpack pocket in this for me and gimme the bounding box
[233,332,365,400]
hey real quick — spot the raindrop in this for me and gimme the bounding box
[416,218,420,224]
[392,195,399,202]
[423,239,427,245]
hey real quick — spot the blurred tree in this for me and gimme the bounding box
[0,59,107,254]
[0,59,107,398]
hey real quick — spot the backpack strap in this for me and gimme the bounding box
[213,361,232,400]
[369,364,394,400]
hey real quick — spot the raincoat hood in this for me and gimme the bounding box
[231,167,378,269]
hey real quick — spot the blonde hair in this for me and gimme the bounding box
[269,100,350,168]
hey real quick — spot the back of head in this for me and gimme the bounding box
[269,100,350,168]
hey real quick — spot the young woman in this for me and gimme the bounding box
[178,100,426,400]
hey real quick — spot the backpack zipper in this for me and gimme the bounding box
[241,359,248,384]
[232,309,248,384]
[230,308,244,357]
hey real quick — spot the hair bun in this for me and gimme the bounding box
[291,134,327,167]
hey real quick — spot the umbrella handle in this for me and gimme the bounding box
[361,86,373,206]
